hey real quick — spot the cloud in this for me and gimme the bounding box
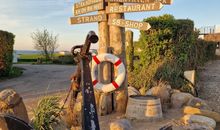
[0,14,21,29]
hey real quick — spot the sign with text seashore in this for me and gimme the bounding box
[105,0,172,5]
[108,19,151,30]
[74,2,104,16]
[106,2,163,14]
[69,14,107,24]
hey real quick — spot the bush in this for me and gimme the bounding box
[32,96,61,130]
[52,55,75,65]
[129,14,217,92]
[0,30,15,76]
[9,67,23,77]
[0,67,23,81]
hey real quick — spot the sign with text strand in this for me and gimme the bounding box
[70,14,107,24]
[106,2,163,14]
[74,2,104,16]
[74,0,103,9]
[108,18,151,30]
[106,0,172,5]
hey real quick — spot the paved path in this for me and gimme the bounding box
[0,64,76,99]
[198,59,220,113]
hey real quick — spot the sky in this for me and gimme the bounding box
[0,0,220,51]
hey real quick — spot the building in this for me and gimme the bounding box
[58,51,71,56]
[13,51,18,63]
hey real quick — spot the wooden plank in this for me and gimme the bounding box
[108,18,151,30]
[74,0,103,9]
[105,0,172,5]
[106,2,163,14]
[70,14,107,24]
[74,2,104,16]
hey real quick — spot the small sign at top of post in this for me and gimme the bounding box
[74,0,104,9]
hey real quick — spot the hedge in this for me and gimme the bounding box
[128,14,217,92]
[0,30,15,76]
[52,55,75,65]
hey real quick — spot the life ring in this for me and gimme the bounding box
[91,53,126,93]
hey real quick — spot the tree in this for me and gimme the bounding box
[31,29,59,61]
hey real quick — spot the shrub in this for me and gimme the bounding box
[32,96,61,130]
[129,14,217,92]
[52,55,75,65]
[0,30,15,76]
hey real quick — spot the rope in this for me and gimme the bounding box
[52,81,74,121]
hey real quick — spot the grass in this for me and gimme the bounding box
[19,53,61,60]
[32,96,61,130]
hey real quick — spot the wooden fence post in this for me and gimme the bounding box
[109,2,128,113]
[126,30,134,72]
[98,9,113,115]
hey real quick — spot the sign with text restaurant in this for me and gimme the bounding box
[106,2,163,14]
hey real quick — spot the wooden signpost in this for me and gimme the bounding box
[108,18,151,30]
[106,2,163,14]
[74,2,105,16]
[105,0,172,5]
[70,14,107,24]
[69,0,173,129]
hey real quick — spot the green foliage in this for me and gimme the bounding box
[9,67,23,77]
[0,67,23,81]
[129,14,217,92]
[33,96,61,130]
[18,53,61,63]
[52,55,75,65]
[0,30,15,76]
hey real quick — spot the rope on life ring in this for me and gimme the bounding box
[91,53,126,93]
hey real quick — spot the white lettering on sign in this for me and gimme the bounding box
[74,2,104,16]
[69,14,107,24]
[74,0,103,9]
[106,0,172,5]
[106,2,163,14]
[108,19,151,30]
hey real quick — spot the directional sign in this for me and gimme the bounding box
[70,14,107,24]
[106,2,163,14]
[108,18,151,30]
[105,0,172,5]
[74,2,104,16]
[74,0,103,9]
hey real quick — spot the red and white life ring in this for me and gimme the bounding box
[91,53,126,93]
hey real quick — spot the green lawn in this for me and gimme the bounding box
[18,53,61,60]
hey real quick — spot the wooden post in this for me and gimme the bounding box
[109,2,128,113]
[126,30,134,72]
[98,9,113,115]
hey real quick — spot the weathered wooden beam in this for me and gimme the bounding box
[109,2,128,113]
[98,9,113,115]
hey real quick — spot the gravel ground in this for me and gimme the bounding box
[0,64,76,100]
[198,59,220,113]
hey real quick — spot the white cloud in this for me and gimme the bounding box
[0,14,21,29]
